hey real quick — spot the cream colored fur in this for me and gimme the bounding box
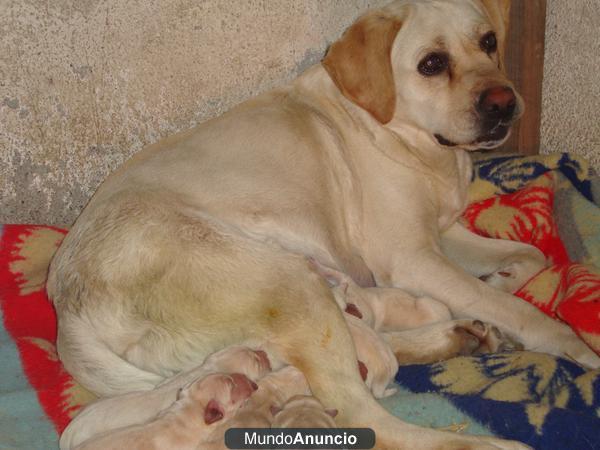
[205,366,313,449]
[73,372,255,450]
[271,395,338,428]
[48,1,600,449]
[315,259,521,367]
[60,346,271,449]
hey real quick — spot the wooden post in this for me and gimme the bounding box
[499,0,547,155]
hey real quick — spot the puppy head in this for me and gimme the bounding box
[346,315,398,398]
[178,372,258,425]
[270,395,338,428]
[323,0,521,150]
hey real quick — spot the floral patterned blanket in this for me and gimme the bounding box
[388,153,600,450]
[0,153,599,449]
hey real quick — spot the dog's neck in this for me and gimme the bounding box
[297,64,468,168]
[295,64,472,230]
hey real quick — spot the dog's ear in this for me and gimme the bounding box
[325,408,339,418]
[270,404,283,417]
[204,399,225,425]
[479,0,511,72]
[322,12,403,124]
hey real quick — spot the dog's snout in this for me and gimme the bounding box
[477,86,517,122]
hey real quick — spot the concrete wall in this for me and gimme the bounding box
[1,0,598,226]
[540,0,600,170]
[0,0,389,226]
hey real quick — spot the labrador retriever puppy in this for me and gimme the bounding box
[73,372,257,450]
[47,0,599,448]
[345,314,399,398]
[204,366,312,449]
[204,393,338,450]
[310,256,453,331]
[313,258,521,365]
[60,346,271,449]
[270,395,339,428]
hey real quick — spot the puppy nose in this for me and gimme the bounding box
[477,86,517,121]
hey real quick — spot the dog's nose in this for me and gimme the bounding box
[477,86,517,121]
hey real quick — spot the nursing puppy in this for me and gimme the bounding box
[204,366,312,449]
[73,372,257,450]
[204,394,339,450]
[271,395,338,428]
[61,346,271,449]
[48,0,599,449]
[310,257,452,332]
[315,262,398,397]
[315,259,521,365]
[345,314,398,398]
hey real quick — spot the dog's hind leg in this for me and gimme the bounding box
[57,313,165,397]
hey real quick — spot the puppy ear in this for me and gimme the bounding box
[323,12,403,124]
[357,360,368,382]
[344,302,363,319]
[325,408,338,418]
[479,0,511,72]
[204,399,225,425]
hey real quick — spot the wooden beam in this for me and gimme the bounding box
[499,0,547,155]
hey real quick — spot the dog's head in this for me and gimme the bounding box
[178,373,258,425]
[323,0,521,150]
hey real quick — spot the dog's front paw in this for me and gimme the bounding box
[480,250,546,293]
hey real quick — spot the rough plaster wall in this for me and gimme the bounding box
[0,0,389,226]
[541,0,600,170]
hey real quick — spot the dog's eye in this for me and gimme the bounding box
[480,31,497,54]
[417,53,449,76]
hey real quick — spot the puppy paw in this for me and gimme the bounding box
[452,320,523,356]
[479,250,546,293]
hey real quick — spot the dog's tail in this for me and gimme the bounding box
[56,314,164,397]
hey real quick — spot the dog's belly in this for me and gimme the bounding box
[210,215,375,288]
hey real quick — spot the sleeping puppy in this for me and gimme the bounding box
[271,395,338,428]
[60,346,271,449]
[203,366,312,449]
[73,372,257,450]
[345,314,399,398]
[309,257,453,331]
[48,0,599,449]
[204,395,339,450]
[313,258,522,366]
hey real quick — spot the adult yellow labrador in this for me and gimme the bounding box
[48,0,599,448]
